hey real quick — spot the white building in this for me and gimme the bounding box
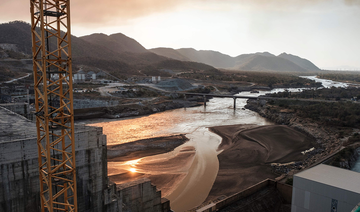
[151,76,161,83]
[292,164,360,212]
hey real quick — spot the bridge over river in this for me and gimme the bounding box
[180,92,348,109]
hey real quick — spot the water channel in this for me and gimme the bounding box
[80,76,350,211]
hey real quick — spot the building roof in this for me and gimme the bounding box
[295,164,360,194]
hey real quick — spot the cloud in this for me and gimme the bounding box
[0,0,186,25]
[1,0,359,25]
[0,1,29,22]
[344,0,360,5]
[71,0,188,26]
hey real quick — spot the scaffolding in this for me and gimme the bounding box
[30,0,77,211]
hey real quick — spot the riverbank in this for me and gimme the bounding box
[107,134,189,161]
[105,123,316,211]
[107,134,196,198]
[244,98,344,174]
[202,124,315,205]
[74,99,201,120]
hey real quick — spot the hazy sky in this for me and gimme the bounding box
[1,0,360,69]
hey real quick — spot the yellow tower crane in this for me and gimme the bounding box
[30,0,77,211]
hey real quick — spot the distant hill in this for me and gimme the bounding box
[0,21,123,61]
[0,21,32,54]
[1,21,321,76]
[150,47,190,61]
[234,52,275,67]
[278,53,320,71]
[176,48,235,68]
[234,54,308,72]
[0,21,217,78]
[80,33,148,54]
[254,52,276,57]
[150,47,319,72]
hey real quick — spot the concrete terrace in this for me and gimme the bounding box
[0,106,36,142]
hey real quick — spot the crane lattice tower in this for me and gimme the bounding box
[30,0,77,211]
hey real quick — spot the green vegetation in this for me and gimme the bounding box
[0,21,32,55]
[270,87,360,100]
[327,147,355,168]
[318,72,360,84]
[268,87,360,127]
[268,100,360,127]
[73,57,217,79]
[73,57,132,79]
[116,87,160,98]
[151,60,215,72]
[347,133,360,144]
[285,178,293,186]
[179,70,321,88]
[186,86,215,94]
[4,49,30,59]
[140,67,172,77]
[0,66,27,82]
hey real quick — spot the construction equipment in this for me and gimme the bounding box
[30,0,77,211]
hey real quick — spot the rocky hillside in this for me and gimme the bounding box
[150,47,190,61]
[80,33,147,54]
[234,54,308,72]
[0,21,320,77]
[0,21,32,54]
[278,53,320,71]
[176,48,235,68]
[150,46,321,72]
[0,21,217,78]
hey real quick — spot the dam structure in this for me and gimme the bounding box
[0,106,170,212]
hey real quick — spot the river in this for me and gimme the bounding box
[82,76,349,211]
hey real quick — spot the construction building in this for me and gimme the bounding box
[0,106,170,212]
[291,164,360,212]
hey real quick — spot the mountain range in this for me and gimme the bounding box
[150,48,320,72]
[0,21,320,78]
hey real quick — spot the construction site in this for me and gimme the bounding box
[0,106,171,212]
[0,1,168,211]
[2,1,360,212]
[0,1,293,211]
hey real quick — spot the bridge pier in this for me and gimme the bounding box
[203,95,206,107]
[233,97,236,110]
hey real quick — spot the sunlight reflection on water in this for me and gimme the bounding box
[86,76,345,211]
[88,94,271,146]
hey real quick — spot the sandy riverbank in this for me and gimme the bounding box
[204,124,315,203]
[107,123,315,211]
[108,139,196,198]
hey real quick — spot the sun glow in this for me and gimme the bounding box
[129,168,137,173]
[124,159,141,165]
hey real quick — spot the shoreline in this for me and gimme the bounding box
[74,99,202,120]
[107,134,189,162]
[244,98,344,176]
[106,123,317,211]
[201,124,315,205]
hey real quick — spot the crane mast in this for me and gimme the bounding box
[30,0,77,211]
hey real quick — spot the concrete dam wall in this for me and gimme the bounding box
[0,107,169,212]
